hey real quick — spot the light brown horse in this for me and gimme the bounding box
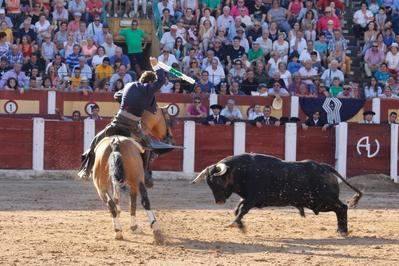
[92,105,174,244]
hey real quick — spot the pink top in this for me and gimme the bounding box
[290,1,302,16]
[187,104,207,116]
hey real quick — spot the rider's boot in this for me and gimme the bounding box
[77,150,95,179]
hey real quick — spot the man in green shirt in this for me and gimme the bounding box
[118,19,147,72]
[248,41,264,62]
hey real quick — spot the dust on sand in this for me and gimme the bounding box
[0,174,398,265]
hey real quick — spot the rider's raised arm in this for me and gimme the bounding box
[113,89,123,103]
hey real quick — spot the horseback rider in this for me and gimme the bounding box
[78,57,172,187]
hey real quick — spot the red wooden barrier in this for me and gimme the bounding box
[44,121,83,170]
[347,124,390,177]
[0,119,32,169]
[297,127,335,165]
[194,124,234,171]
[245,125,285,159]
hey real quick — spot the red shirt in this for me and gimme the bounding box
[230,5,249,18]
[86,0,103,17]
[317,16,341,32]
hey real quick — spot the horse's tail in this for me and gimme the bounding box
[108,138,125,187]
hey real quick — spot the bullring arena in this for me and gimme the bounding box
[0,172,398,265]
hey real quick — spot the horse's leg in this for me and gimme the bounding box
[139,182,164,244]
[106,191,123,240]
[129,191,142,233]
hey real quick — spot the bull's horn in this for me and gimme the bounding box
[214,163,228,176]
[191,165,212,184]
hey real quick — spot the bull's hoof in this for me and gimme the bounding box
[130,225,142,234]
[153,230,164,245]
[114,231,124,240]
[337,230,348,237]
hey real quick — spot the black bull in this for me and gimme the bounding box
[191,153,362,236]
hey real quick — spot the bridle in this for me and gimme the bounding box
[159,106,175,145]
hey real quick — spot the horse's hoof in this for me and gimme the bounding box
[114,231,124,240]
[153,230,164,245]
[130,225,142,234]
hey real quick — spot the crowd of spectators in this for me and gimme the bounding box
[0,0,398,106]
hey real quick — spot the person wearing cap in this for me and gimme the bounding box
[253,105,280,127]
[67,12,82,33]
[79,57,172,188]
[0,8,13,28]
[359,111,376,124]
[78,76,93,95]
[221,99,243,121]
[386,43,399,75]
[204,104,231,126]
[353,2,374,38]
[317,6,341,33]
[68,0,86,18]
[160,24,185,51]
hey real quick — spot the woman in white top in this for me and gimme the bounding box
[199,8,216,31]
[353,2,374,38]
[35,13,51,44]
[63,33,77,58]
[272,33,289,63]
[386,43,399,74]
[363,77,383,98]
[91,46,106,68]
[199,19,215,52]
[277,62,292,88]
[266,51,282,78]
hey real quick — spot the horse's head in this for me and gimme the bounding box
[141,105,176,145]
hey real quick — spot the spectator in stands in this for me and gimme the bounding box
[302,111,328,130]
[199,19,215,52]
[109,64,132,91]
[248,104,263,120]
[268,81,290,96]
[197,70,215,93]
[87,15,103,41]
[385,43,399,74]
[0,21,13,44]
[298,60,318,86]
[387,111,398,124]
[35,13,51,44]
[321,59,344,88]
[386,76,399,95]
[267,0,291,34]
[45,54,68,80]
[318,7,341,33]
[4,77,20,91]
[241,69,259,95]
[69,0,86,18]
[353,2,374,39]
[74,22,88,43]
[301,10,317,41]
[92,46,107,68]
[228,80,246,95]
[69,67,82,91]
[227,36,246,65]
[95,57,113,82]
[254,62,268,84]
[337,84,353,98]
[186,96,207,118]
[68,12,83,33]
[364,77,383,98]
[375,63,391,84]
[217,6,234,30]
[329,77,343,97]
[231,0,249,19]
[52,0,69,24]
[229,59,245,83]
[204,104,231,126]
[0,57,9,79]
[0,8,13,28]
[110,47,131,71]
[66,44,82,70]
[253,105,280,127]
[205,58,225,87]
[101,33,117,58]
[359,110,376,124]
[251,83,269,96]
[17,18,37,45]
[94,79,109,92]
[158,47,179,66]
[81,36,97,59]
[172,36,185,62]
[379,86,398,98]
[74,56,92,80]
[41,34,57,65]
[221,98,243,121]
[316,82,330,97]
[79,77,93,95]
[0,62,29,89]
[364,42,386,77]
[7,44,23,65]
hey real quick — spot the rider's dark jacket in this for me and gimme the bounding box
[114,69,165,117]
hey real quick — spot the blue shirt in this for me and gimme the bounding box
[288,62,302,74]
[109,55,131,67]
[66,53,81,69]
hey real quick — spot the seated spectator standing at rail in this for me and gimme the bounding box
[221,99,243,121]
[302,111,329,131]
[203,104,231,126]
[253,105,280,127]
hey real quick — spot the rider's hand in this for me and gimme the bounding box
[149,57,158,67]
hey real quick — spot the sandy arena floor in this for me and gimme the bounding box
[0,176,398,265]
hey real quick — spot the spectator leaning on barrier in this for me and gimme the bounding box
[253,105,280,127]
[0,62,29,90]
[302,111,329,131]
[203,104,231,126]
[221,98,243,121]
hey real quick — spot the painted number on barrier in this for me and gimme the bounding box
[167,103,179,117]
[85,102,96,115]
[356,136,380,158]
[4,100,18,114]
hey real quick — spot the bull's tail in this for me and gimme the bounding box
[108,138,125,187]
[324,164,363,208]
